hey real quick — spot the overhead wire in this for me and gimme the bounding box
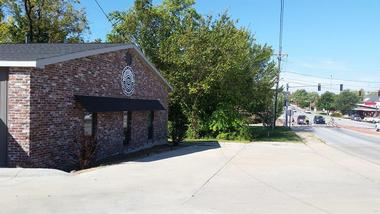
[281,70,380,91]
[93,0,139,46]
[283,70,380,84]
[94,0,114,26]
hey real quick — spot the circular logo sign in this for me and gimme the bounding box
[121,66,135,96]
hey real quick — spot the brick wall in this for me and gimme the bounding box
[7,69,31,166]
[7,49,169,169]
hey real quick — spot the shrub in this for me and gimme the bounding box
[168,102,188,146]
[215,125,252,141]
[73,135,98,170]
[330,112,343,118]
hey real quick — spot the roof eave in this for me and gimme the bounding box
[0,44,173,92]
[0,60,36,67]
[35,44,134,69]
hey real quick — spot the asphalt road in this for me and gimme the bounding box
[313,127,380,166]
[334,117,376,129]
[288,106,380,165]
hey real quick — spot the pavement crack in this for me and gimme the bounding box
[182,144,247,204]
[232,162,332,214]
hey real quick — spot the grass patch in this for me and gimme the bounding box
[250,127,303,143]
[181,126,302,143]
[184,138,251,144]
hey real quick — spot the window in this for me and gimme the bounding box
[148,111,154,140]
[123,111,132,145]
[84,112,97,137]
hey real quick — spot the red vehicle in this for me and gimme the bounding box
[297,115,308,125]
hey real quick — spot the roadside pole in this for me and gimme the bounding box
[272,0,285,129]
[285,83,289,127]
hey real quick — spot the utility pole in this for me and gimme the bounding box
[285,83,289,127]
[273,0,285,129]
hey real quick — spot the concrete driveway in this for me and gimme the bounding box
[1,140,380,214]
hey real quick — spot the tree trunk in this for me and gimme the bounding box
[24,0,34,43]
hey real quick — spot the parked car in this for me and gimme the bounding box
[376,122,380,132]
[305,110,312,114]
[297,115,308,125]
[351,114,362,122]
[313,115,326,124]
[363,117,375,123]
[373,117,380,123]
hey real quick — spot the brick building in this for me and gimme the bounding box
[0,44,172,170]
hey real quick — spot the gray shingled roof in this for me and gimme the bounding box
[0,43,126,61]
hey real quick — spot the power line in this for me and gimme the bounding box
[282,78,380,89]
[283,71,380,84]
[93,0,115,26]
[282,75,380,90]
[93,0,139,47]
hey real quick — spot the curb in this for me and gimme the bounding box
[338,125,380,139]
[0,168,69,178]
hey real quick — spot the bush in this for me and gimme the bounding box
[168,102,188,146]
[330,112,343,118]
[215,125,252,141]
[73,135,98,170]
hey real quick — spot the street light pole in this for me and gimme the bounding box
[285,83,289,127]
[273,0,285,129]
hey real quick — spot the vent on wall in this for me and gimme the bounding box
[125,52,132,66]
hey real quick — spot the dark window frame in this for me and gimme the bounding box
[123,111,132,145]
[148,111,154,140]
[84,111,97,137]
[0,69,8,166]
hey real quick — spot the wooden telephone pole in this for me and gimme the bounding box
[273,0,285,129]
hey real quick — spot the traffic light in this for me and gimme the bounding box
[359,90,362,96]
[340,84,343,91]
[378,90,380,97]
[318,83,321,91]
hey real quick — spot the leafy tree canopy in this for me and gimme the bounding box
[290,89,320,109]
[317,91,336,111]
[334,90,360,114]
[0,0,89,43]
[107,0,278,137]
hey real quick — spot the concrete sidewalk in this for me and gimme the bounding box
[1,141,380,214]
[0,168,68,178]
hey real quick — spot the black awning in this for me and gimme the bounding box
[75,95,165,112]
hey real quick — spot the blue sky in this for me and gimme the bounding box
[81,0,380,93]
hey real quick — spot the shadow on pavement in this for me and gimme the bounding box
[136,141,221,162]
[291,126,314,132]
[97,141,221,166]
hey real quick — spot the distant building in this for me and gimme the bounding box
[0,44,172,170]
[363,94,380,108]
[353,94,380,117]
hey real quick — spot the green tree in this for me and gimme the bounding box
[290,90,319,109]
[317,91,336,112]
[308,92,319,109]
[108,0,278,139]
[290,89,309,108]
[334,90,360,114]
[0,0,88,43]
[168,100,188,145]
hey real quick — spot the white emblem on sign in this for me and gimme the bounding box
[121,66,135,96]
